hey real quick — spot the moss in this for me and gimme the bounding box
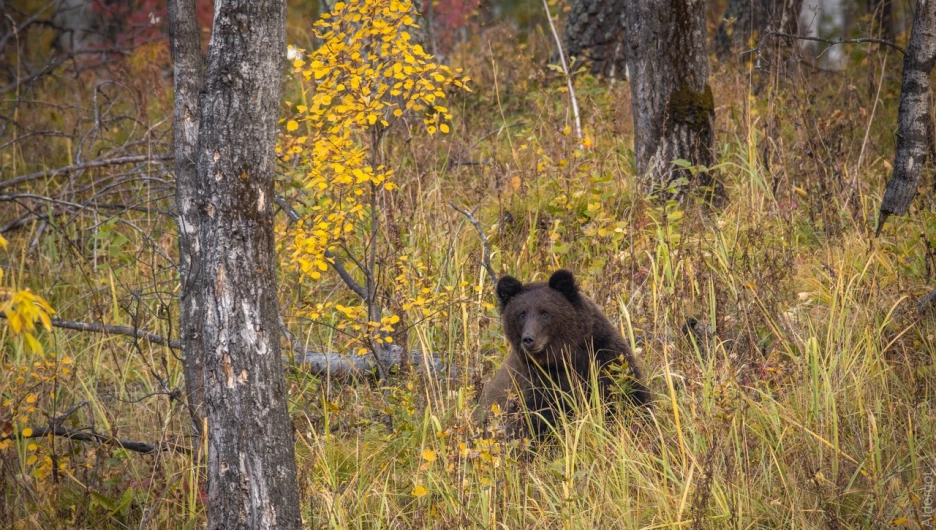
[667,82,714,130]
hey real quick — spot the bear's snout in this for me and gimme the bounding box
[521,335,535,349]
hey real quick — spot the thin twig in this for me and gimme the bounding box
[848,52,888,213]
[466,121,527,152]
[449,203,497,287]
[541,0,582,145]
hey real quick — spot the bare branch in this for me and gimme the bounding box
[273,194,301,222]
[324,249,368,300]
[450,203,497,287]
[744,31,906,57]
[1,154,172,190]
[0,313,182,349]
[272,194,367,300]
[1,425,190,455]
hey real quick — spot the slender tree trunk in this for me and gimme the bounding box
[715,0,802,61]
[625,0,716,192]
[563,0,627,79]
[868,0,894,40]
[167,0,206,449]
[878,0,936,229]
[193,1,301,528]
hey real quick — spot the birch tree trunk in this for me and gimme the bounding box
[563,0,627,79]
[624,0,716,192]
[878,0,936,229]
[180,0,301,527]
[167,0,207,448]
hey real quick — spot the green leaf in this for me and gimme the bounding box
[91,491,117,511]
[114,487,135,516]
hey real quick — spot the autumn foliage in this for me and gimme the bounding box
[281,0,469,351]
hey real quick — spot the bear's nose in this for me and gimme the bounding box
[521,335,534,348]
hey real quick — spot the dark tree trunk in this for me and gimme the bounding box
[878,0,936,229]
[167,0,206,449]
[177,0,301,528]
[625,0,716,191]
[868,0,894,40]
[563,0,627,79]
[715,0,802,61]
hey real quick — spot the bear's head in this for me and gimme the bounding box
[496,270,590,368]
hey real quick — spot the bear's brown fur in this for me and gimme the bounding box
[475,269,649,442]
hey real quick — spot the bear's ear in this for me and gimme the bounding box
[496,276,524,310]
[548,269,581,304]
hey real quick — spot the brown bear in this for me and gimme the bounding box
[475,269,649,443]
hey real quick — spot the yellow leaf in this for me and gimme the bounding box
[439,123,450,134]
[26,455,38,465]
[24,334,43,355]
[21,428,33,437]
[411,484,428,497]
[421,450,436,462]
[286,120,299,132]
[6,310,21,334]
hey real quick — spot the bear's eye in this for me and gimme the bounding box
[541,310,549,317]
[518,311,526,320]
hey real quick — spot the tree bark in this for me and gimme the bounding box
[563,0,627,79]
[715,0,802,60]
[167,0,207,448]
[193,1,301,528]
[625,0,716,192]
[878,0,936,229]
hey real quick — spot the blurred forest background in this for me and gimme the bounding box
[1,0,935,528]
